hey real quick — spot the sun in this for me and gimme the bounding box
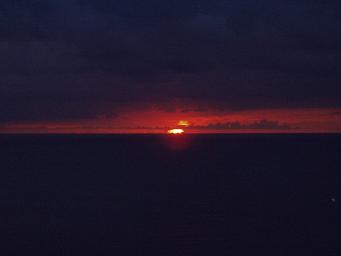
[168,128,184,134]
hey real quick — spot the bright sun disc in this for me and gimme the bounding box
[168,129,184,134]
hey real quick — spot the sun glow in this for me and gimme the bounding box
[178,120,189,127]
[168,128,184,134]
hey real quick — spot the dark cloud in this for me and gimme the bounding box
[1,0,341,123]
[192,120,291,130]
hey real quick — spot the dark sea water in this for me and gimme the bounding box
[1,134,340,255]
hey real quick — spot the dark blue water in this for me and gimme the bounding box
[1,134,340,255]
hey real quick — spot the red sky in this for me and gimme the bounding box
[1,107,340,134]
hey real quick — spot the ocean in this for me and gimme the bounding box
[1,134,340,255]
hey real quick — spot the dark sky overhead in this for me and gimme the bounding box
[1,0,341,132]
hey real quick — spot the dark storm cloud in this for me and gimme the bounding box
[1,0,341,123]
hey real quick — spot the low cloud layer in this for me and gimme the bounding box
[192,120,291,130]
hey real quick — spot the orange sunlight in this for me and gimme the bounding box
[168,128,184,134]
[178,120,190,127]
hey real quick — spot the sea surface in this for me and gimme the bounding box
[0,134,340,255]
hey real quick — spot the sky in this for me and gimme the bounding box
[1,0,341,133]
